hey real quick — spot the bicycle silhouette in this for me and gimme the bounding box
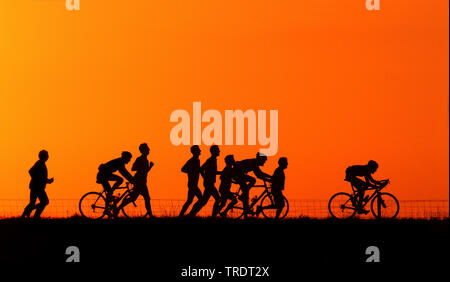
[79,182,148,219]
[225,180,289,219]
[328,179,399,219]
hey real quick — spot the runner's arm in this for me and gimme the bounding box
[181,159,191,173]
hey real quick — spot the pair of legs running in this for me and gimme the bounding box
[179,182,224,217]
[22,189,49,219]
[179,183,203,217]
[188,182,220,217]
[216,189,238,217]
[271,189,286,218]
[116,183,153,217]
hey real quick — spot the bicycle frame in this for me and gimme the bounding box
[349,182,388,210]
[229,180,271,212]
[249,181,271,210]
[102,182,136,210]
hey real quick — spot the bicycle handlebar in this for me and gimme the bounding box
[373,179,389,190]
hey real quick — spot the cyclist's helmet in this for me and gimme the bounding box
[256,152,268,165]
[225,155,235,165]
[368,160,378,172]
[121,151,132,160]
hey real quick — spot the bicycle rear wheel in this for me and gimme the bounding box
[328,192,357,219]
[226,200,245,219]
[260,194,289,219]
[79,192,107,219]
[121,194,148,218]
[370,192,399,219]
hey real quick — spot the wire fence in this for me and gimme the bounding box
[0,198,448,219]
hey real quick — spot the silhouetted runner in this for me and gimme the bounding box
[345,160,384,214]
[96,151,134,211]
[232,153,271,218]
[270,157,288,219]
[179,145,202,217]
[22,150,54,219]
[188,145,221,217]
[115,143,154,217]
[217,155,238,217]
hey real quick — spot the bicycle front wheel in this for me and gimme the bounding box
[121,194,148,218]
[370,192,399,219]
[79,192,107,219]
[260,194,289,219]
[328,192,357,219]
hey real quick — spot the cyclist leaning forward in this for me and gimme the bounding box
[96,151,134,215]
[344,160,387,214]
[231,153,272,218]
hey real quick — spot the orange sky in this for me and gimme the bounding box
[0,0,448,204]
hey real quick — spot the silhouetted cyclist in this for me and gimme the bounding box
[345,160,386,214]
[115,143,154,218]
[96,151,134,212]
[217,155,238,217]
[22,150,54,219]
[270,157,288,219]
[179,145,202,217]
[188,145,221,217]
[232,153,271,218]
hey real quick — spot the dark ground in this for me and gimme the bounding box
[0,217,448,279]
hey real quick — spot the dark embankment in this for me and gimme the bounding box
[0,217,448,279]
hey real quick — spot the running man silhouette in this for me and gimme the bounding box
[179,145,202,217]
[217,155,238,217]
[270,157,288,219]
[115,143,154,218]
[188,145,221,217]
[96,151,134,211]
[345,160,386,214]
[22,150,54,219]
[232,152,271,218]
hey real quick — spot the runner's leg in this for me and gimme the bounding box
[116,188,139,214]
[272,190,285,218]
[33,190,49,218]
[140,186,153,217]
[179,184,202,216]
[22,189,38,218]
[189,184,212,216]
[210,185,221,217]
